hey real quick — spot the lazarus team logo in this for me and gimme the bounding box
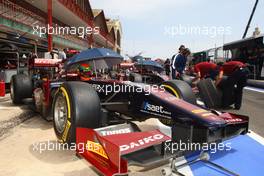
[141,101,171,118]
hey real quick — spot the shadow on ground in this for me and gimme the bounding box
[28,140,80,164]
[20,115,52,130]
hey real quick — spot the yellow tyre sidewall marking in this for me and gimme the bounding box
[60,87,71,142]
[163,84,180,98]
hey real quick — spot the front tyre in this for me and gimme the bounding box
[159,80,196,126]
[162,80,196,105]
[52,82,102,144]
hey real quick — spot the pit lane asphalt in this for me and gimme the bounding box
[0,88,263,176]
[227,88,264,137]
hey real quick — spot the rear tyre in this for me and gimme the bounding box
[162,80,196,105]
[10,74,32,104]
[180,74,194,87]
[197,78,222,108]
[52,81,102,144]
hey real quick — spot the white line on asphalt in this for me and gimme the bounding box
[244,87,264,93]
[247,130,264,146]
[0,107,20,110]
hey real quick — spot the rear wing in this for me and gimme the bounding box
[76,124,170,176]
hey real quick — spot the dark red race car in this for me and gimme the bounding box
[10,48,248,176]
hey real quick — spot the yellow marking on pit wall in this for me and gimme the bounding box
[87,141,109,159]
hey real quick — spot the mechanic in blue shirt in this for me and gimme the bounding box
[174,48,191,76]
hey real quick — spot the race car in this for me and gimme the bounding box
[10,57,63,120]
[10,48,249,175]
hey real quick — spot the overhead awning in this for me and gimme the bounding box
[223,35,264,50]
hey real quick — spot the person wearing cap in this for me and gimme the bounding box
[217,60,249,109]
[174,48,191,77]
[193,61,219,82]
[78,63,93,81]
[171,45,185,79]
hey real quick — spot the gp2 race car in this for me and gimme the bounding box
[10,48,249,175]
[58,78,248,175]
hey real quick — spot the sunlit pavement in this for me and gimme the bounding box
[0,89,263,176]
[227,88,264,137]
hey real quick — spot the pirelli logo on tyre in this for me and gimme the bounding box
[62,121,71,142]
[59,87,72,143]
[87,141,109,159]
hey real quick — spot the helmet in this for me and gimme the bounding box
[78,63,92,79]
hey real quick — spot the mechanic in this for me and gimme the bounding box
[217,61,249,110]
[174,48,191,77]
[164,58,171,76]
[193,61,219,82]
[78,63,93,81]
[58,48,67,61]
[171,45,185,79]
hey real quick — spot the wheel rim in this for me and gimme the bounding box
[54,93,68,133]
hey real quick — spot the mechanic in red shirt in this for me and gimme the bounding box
[217,61,249,109]
[193,61,218,81]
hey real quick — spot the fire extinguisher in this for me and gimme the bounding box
[0,79,5,97]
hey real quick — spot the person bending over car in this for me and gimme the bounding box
[193,61,219,82]
[217,61,249,110]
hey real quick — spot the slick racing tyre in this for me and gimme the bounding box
[180,74,194,87]
[162,80,196,105]
[52,81,102,144]
[197,78,222,109]
[10,74,32,104]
